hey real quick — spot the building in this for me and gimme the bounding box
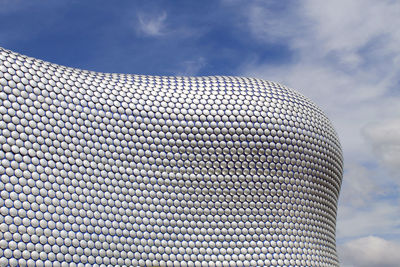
[0,47,343,266]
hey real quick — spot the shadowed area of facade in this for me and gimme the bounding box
[0,47,343,266]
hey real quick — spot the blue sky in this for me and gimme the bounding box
[0,0,293,76]
[2,0,400,266]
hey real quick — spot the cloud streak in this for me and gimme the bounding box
[175,57,206,76]
[136,11,168,37]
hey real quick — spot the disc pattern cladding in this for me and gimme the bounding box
[0,47,343,267]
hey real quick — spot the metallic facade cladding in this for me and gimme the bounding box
[0,47,343,266]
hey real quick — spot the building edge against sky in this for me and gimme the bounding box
[0,47,343,266]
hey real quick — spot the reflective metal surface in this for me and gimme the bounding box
[0,47,343,266]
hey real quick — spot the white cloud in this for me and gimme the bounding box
[136,11,168,37]
[242,0,400,110]
[338,236,400,267]
[234,0,400,256]
[300,0,400,61]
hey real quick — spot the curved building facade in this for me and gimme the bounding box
[0,47,343,266]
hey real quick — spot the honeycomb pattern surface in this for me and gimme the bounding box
[0,47,343,266]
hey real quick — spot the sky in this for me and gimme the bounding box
[1,0,400,266]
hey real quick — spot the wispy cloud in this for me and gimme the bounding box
[136,11,168,37]
[175,57,206,76]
